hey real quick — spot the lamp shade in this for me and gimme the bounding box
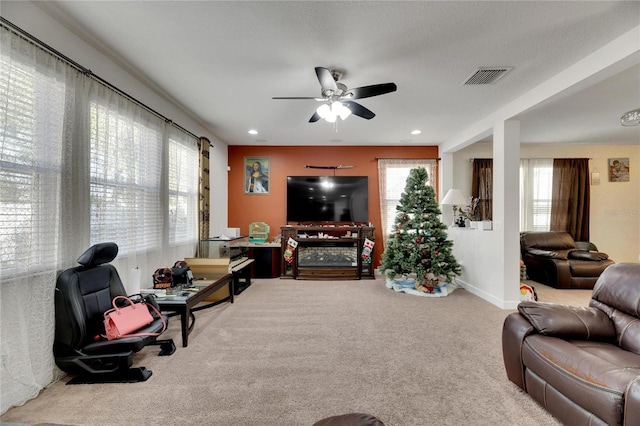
[316,101,351,122]
[316,104,330,119]
[441,189,467,206]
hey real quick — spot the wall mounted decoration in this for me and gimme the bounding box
[245,157,270,194]
[608,158,629,182]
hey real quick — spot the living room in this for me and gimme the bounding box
[1,1,639,424]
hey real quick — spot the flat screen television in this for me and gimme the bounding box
[287,176,368,223]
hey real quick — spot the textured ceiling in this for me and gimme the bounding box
[35,1,640,148]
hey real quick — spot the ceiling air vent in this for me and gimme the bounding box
[463,67,513,85]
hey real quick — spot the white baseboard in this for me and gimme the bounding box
[454,277,520,310]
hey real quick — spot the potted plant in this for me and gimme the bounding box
[461,197,481,228]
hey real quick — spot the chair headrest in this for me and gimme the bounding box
[77,242,119,267]
[592,263,640,317]
[521,231,576,252]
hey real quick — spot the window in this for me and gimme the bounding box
[89,97,164,253]
[1,24,201,413]
[0,41,65,277]
[520,159,553,231]
[378,159,437,244]
[168,129,198,245]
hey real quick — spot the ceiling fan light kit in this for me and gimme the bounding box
[620,108,640,126]
[316,101,352,122]
[273,67,397,124]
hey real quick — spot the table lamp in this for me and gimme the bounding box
[441,189,468,227]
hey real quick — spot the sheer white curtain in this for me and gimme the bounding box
[0,25,199,413]
[377,159,437,247]
[168,126,199,246]
[520,159,553,231]
[88,84,199,287]
[87,82,165,285]
[89,82,164,252]
[0,28,76,414]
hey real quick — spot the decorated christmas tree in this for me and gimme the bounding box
[381,167,461,292]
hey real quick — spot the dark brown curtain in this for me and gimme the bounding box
[550,158,590,241]
[196,137,211,256]
[472,159,493,220]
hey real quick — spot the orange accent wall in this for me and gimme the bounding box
[228,146,439,268]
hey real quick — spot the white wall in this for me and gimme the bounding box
[447,228,509,306]
[453,142,640,263]
[2,1,229,236]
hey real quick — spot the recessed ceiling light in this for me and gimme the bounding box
[411,130,421,135]
[248,129,258,135]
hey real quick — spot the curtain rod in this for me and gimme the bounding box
[1,17,202,142]
[375,157,440,161]
[468,157,592,161]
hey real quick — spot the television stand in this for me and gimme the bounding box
[280,225,375,280]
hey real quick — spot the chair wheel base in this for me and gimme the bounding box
[66,367,152,384]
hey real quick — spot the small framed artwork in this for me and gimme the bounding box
[608,158,630,182]
[244,157,270,194]
[590,171,600,186]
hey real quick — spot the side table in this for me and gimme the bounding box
[156,273,233,347]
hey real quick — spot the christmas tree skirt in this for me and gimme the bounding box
[385,277,458,297]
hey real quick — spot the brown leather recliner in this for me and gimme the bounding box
[502,263,640,425]
[520,231,614,289]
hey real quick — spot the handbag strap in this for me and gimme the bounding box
[110,295,136,312]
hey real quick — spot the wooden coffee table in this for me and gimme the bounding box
[156,272,233,347]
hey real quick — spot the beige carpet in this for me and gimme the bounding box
[1,278,562,426]
[524,280,593,306]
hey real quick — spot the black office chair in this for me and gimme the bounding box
[54,242,175,384]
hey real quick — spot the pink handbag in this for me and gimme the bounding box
[103,295,166,341]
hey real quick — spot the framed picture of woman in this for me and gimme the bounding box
[608,158,629,182]
[244,157,270,194]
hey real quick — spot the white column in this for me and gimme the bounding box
[493,120,521,306]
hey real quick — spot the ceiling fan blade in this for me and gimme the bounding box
[272,97,320,100]
[343,101,375,120]
[309,111,322,123]
[346,83,397,100]
[315,67,338,92]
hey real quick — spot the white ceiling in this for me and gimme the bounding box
[36,1,640,148]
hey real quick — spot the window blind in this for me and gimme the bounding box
[520,159,553,231]
[378,159,437,245]
[168,127,198,245]
[0,36,66,277]
[89,92,164,253]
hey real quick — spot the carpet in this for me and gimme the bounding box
[0,277,560,425]
[525,280,592,306]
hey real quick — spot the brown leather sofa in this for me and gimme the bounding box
[502,263,640,425]
[520,231,614,289]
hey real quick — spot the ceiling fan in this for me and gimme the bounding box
[272,67,397,123]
